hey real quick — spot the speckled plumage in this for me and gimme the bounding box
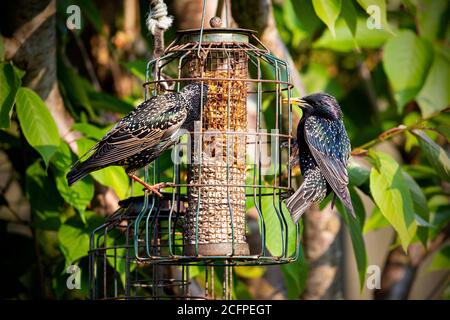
[67,83,208,186]
[286,93,354,223]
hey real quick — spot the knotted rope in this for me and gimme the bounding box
[146,0,173,36]
[146,0,173,89]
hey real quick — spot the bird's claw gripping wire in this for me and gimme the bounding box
[128,174,173,198]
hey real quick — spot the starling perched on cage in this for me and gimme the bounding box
[284,93,355,223]
[67,83,208,196]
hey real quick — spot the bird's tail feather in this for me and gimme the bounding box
[343,195,356,218]
[66,141,102,186]
[337,188,356,218]
[66,161,94,186]
[285,187,313,224]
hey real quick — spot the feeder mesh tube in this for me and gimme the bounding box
[185,50,249,255]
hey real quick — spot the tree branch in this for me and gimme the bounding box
[352,107,450,155]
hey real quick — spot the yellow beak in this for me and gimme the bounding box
[282,97,308,108]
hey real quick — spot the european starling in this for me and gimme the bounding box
[284,93,355,223]
[67,83,208,196]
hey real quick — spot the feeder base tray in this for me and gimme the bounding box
[184,243,250,256]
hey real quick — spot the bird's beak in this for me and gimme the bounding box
[282,97,309,109]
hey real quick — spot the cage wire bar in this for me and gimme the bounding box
[89,19,299,300]
[89,197,225,299]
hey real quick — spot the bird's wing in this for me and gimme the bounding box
[81,94,187,169]
[304,116,355,216]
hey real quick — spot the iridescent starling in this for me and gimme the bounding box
[284,93,355,223]
[67,83,208,195]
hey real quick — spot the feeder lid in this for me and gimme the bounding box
[176,28,256,44]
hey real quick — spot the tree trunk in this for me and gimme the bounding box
[168,0,218,30]
[300,205,344,299]
[1,0,120,216]
[2,0,79,152]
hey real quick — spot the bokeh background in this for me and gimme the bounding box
[0,0,449,299]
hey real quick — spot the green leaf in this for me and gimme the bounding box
[416,0,448,41]
[429,199,450,240]
[301,63,329,93]
[369,152,417,251]
[280,0,309,47]
[58,60,96,119]
[404,131,419,153]
[416,46,450,117]
[403,164,439,180]
[76,138,129,198]
[87,91,134,114]
[412,130,450,182]
[58,219,90,266]
[348,160,371,186]
[312,0,342,38]
[363,206,390,233]
[429,245,450,271]
[51,142,94,217]
[122,60,147,81]
[0,62,21,128]
[337,188,367,291]
[26,160,64,230]
[357,0,392,33]
[367,148,381,170]
[402,171,429,246]
[280,217,307,299]
[402,171,429,222]
[341,0,357,38]
[293,0,322,37]
[382,31,433,112]
[300,63,344,99]
[12,64,26,79]
[281,244,308,299]
[16,87,60,167]
[234,266,266,279]
[58,212,104,267]
[72,122,110,140]
[260,193,297,257]
[313,18,392,52]
[91,167,129,199]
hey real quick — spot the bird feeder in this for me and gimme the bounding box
[89,16,300,301]
[180,28,249,256]
[133,17,299,266]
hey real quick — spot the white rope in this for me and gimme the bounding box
[146,0,173,35]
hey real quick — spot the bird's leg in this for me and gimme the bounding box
[128,174,165,197]
[331,193,337,210]
[289,140,299,167]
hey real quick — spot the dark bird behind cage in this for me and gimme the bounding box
[284,93,355,223]
[67,83,208,196]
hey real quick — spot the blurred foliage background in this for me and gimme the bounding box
[0,0,449,299]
